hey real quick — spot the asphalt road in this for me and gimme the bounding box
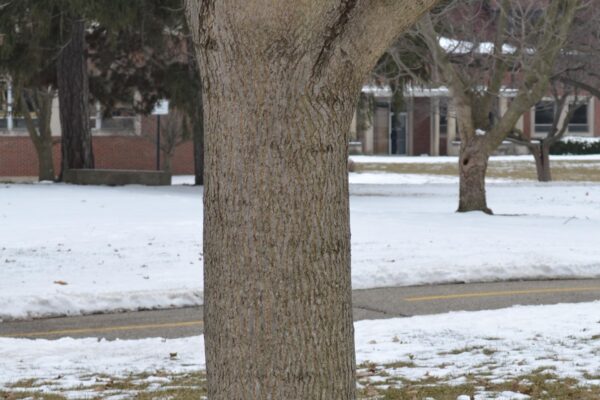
[2,278,600,340]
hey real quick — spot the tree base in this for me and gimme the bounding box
[457,206,493,215]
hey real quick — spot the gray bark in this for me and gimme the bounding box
[458,135,491,214]
[532,143,552,182]
[192,96,204,186]
[57,18,94,178]
[185,1,438,398]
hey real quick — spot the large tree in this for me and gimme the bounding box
[185,1,437,398]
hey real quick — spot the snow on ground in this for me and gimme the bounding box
[1,169,600,320]
[349,180,600,289]
[354,301,600,385]
[0,184,203,321]
[1,302,600,396]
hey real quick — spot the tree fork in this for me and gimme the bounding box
[185,1,439,398]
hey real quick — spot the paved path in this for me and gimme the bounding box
[2,278,600,340]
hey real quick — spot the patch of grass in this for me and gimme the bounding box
[4,378,41,389]
[481,348,497,356]
[439,345,484,355]
[385,361,417,369]
[0,372,206,400]
[6,368,600,400]
[0,392,68,400]
[354,159,600,182]
[369,383,477,400]
[358,366,600,400]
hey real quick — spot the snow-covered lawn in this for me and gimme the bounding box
[1,168,600,320]
[2,301,600,398]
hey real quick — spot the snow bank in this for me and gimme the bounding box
[355,301,600,384]
[1,179,600,320]
[0,184,203,321]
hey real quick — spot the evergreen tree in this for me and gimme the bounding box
[1,0,185,179]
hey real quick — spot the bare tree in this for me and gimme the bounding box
[507,83,588,181]
[144,108,190,174]
[505,0,600,182]
[185,1,438,398]
[388,0,580,213]
[15,86,56,181]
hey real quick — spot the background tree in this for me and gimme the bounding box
[389,0,580,213]
[1,0,185,179]
[86,1,204,183]
[507,83,588,182]
[56,12,94,176]
[506,0,600,182]
[0,4,59,181]
[185,1,438,398]
[142,108,190,174]
[158,32,204,185]
[16,87,57,181]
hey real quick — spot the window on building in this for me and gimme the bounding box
[101,108,136,132]
[568,102,589,133]
[534,101,555,133]
[12,94,39,130]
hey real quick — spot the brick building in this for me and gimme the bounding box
[0,82,194,178]
[351,85,600,156]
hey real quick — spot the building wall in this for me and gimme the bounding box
[595,98,600,137]
[373,103,390,154]
[412,98,431,156]
[0,135,194,177]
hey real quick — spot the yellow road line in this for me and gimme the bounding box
[1,320,204,338]
[405,286,600,302]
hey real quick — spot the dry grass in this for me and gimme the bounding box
[354,159,600,181]
[0,362,600,400]
[0,372,206,400]
[4,368,599,400]
[358,369,600,400]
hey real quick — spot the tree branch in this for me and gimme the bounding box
[485,0,580,152]
[320,0,440,83]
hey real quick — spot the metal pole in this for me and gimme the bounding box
[156,115,161,171]
[7,79,13,130]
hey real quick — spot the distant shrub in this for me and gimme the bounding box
[550,136,600,155]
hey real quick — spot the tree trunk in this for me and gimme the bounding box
[19,88,56,181]
[162,151,173,174]
[458,135,492,214]
[194,19,359,398]
[57,18,94,179]
[201,71,355,400]
[192,99,204,186]
[34,139,55,181]
[531,143,552,182]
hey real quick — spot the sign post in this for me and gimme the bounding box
[151,100,169,171]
